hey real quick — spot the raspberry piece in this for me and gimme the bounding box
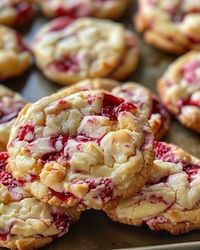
[154,141,176,163]
[50,55,79,72]
[41,134,96,163]
[182,59,200,84]
[49,188,74,202]
[73,177,114,203]
[0,234,8,241]
[49,17,74,32]
[0,152,19,189]
[18,123,35,142]
[102,93,136,121]
[183,163,200,182]
[177,99,200,109]
[52,212,75,233]
[0,152,9,169]
[0,171,18,189]
[147,216,169,231]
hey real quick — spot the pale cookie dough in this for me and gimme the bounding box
[37,0,130,20]
[8,90,154,210]
[158,51,200,133]
[0,85,26,151]
[112,82,170,139]
[0,25,32,80]
[135,0,200,54]
[0,151,80,250]
[32,17,138,85]
[58,78,120,96]
[106,141,200,235]
[0,0,34,28]
[109,31,139,81]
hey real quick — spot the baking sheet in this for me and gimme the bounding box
[2,1,200,249]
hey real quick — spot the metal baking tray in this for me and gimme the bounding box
[2,1,200,250]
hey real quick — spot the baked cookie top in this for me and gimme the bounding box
[109,31,139,81]
[112,82,170,139]
[0,0,34,28]
[0,25,32,80]
[37,0,130,20]
[135,0,200,54]
[58,78,120,96]
[31,17,127,85]
[8,90,154,210]
[0,151,80,250]
[106,141,200,235]
[158,51,200,133]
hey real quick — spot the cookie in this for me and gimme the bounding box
[106,141,200,235]
[7,90,154,210]
[37,0,130,20]
[0,25,32,80]
[0,152,27,202]
[135,0,200,54]
[0,0,34,28]
[112,82,170,139]
[31,17,138,85]
[0,85,26,151]
[158,51,200,133]
[0,152,80,250]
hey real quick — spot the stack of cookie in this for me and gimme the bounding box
[0,0,199,249]
[0,78,154,249]
[0,76,198,249]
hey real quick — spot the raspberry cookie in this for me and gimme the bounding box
[8,90,154,210]
[135,0,200,54]
[106,141,200,235]
[158,51,200,133]
[37,0,130,20]
[112,82,170,139]
[0,0,34,28]
[0,25,32,80]
[0,152,80,250]
[0,85,26,151]
[31,17,138,85]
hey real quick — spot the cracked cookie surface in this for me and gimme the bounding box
[158,51,200,133]
[106,141,200,235]
[8,90,154,210]
[0,152,80,250]
[112,82,170,139]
